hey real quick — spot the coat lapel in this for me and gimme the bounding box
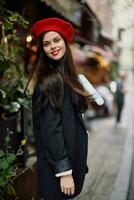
[71,90,86,130]
[76,111,86,130]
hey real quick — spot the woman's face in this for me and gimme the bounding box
[43,31,66,60]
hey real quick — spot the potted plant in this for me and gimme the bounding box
[0,0,32,172]
[0,2,38,199]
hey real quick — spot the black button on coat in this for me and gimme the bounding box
[32,84,89,200]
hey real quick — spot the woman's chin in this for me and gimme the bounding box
[51,55,64,61]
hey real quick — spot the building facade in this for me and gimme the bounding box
[112,0,134,85]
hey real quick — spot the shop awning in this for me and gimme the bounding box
[99,31,114,48]
[40,0,81,26]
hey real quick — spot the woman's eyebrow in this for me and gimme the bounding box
[43,36,60,43]
[43,40,49,44]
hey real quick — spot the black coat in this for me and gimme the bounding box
[32,83,89,200]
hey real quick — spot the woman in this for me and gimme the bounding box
[115,70,127,124]
[31,18,89,200]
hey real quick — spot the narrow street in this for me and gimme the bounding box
[78,92,134,200]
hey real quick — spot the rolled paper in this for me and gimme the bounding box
[78,74,104,106]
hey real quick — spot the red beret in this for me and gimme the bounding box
[31,18,75,43]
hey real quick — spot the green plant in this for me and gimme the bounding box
[0,59,31,118]
[0,0,31,119]
[0,128,27,199]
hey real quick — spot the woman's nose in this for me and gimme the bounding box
[51,42,56,49]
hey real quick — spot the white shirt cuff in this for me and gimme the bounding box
[55,169,72,177]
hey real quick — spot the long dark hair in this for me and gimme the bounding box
[29,32,90,111]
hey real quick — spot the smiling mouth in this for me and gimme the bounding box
[51,50,60,56]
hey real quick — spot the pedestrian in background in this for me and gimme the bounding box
[31,18,89,200]
[115,70,127,125]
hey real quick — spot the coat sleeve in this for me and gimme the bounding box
[33,85,72,175]
[39,101,72,174]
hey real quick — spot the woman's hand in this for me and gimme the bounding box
[60,174,75,196]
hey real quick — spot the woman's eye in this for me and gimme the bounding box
[43,43,49,47]
[55,38,60,43]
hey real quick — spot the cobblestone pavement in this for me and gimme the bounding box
[78,117,127,200]
[78,92,134,200]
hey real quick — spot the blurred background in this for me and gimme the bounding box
[0,0,134,200]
